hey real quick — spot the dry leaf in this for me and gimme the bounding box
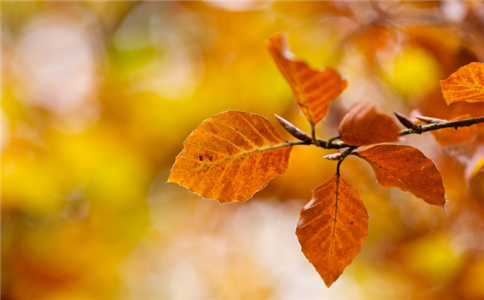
[430,114,477,146]
[357,145,446,206]
[440,62,484,104]
[296,174,369,287]
[266,33,348,125]
[338,102,400,146]
[168,111,292,203]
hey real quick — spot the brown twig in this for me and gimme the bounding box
[400,116,484,136]
[280,114,484,150]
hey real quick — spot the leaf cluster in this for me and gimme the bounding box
[168,32,484,287]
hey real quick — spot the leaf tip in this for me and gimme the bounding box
[324,280,335,288]
[166,174,175,183]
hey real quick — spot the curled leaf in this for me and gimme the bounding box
[440,62,484,104]
[430,114,477,146]
[338,102,400,146]
[168,111,292,203]
[296,174,369,287]
[266,33,347,125]
[356,145,446,207]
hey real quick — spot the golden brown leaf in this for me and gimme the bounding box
[338,102,400,146]
[168,111,292,203]
[296,174,369,287]
[440,62,484,105]
[265,33,348,125]
[430,114,477,146]
[357,145,446,206]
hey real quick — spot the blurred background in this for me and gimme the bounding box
[3,1,484,299]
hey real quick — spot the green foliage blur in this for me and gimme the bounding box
[3,1,484,299]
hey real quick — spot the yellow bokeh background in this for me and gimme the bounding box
[3,1,484,299]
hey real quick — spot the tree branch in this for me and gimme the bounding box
[400,116,484,136]
[281,114,484,151]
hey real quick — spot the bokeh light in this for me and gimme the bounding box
[3,1,484,299]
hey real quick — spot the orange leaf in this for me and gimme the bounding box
[168,111,292,203]
[357,145,446,206]
[430,114,477,146]
[296,174,369,287]
[265,33,348,125]
[338,102,400,146]
[440,62,484,104]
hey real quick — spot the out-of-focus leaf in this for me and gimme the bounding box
[356,145,446,206]
[296,174,369,288]
[168,111,292,203]
[430,114,477,146]
[265,33,347,125]
[440,62,484,104]
[388,45,441,98]
[465,146,484,182]
[338,102,400,146]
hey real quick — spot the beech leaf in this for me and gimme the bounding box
[338,102,400,146]
[430,114,477,146]
[440,62,484,104]
[296,174,369,288]
[357,145,446,206]
[168,111,292,203]
[265,33,348,125]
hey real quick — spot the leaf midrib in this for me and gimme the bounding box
[181,142,291,174]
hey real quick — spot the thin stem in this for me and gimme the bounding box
[336,146,357,174]
[400,116,484,136]
[327,135,341,148]
[287,140,312,146]
[311,123,320,147]
[336,159,343,176]
[284,115,484,151]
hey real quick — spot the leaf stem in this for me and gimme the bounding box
[311,123,320,147]
[336,146,357,174]
[287,140,312,146]
[327,135,341,148]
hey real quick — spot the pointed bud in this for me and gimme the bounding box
[322,152,341,160]
[416,116,445,124]
[394,112,416,129]
[275,114,311,142]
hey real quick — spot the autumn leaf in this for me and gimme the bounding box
[168,111,292,203]
[430,115,477,146]
[440,62,484,105]
[356,145,446,206]
[338,102,400,146]
[296,174,369,287]
[265,33,348,125]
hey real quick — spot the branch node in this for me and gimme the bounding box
[327,135,340,148]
